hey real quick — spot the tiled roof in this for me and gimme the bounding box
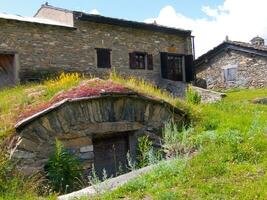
[194,40,267,67]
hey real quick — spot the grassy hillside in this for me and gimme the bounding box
[1,73,267,199]
[93,88,267,200]
[0,73,194,199]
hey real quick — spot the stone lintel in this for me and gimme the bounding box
[60,137,92,148]
[85,121,143,135]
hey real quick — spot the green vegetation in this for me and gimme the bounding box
[45,139,82,194]
[0,73,82,139]
[185,86,201,105]
[0,151,57,200]
[109,71,197,119]
[1,73,267,199]
[94,88,267,200]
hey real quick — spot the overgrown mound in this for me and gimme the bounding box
[0,72,194,140]
[17,78,130,121]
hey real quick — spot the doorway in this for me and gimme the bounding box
[0,54,16,89]
[93,134,130,178]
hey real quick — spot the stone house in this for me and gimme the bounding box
[194,36,267,89]
[0,4,195,94]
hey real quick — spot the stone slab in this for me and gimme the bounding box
[18,137,39,152]
[80,145,94,153]
[61,137,92,148]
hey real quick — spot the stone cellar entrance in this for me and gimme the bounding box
[11,93,187,177]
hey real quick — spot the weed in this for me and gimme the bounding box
[162,121,194,158]
[44,139,82,194]
[185,86,201,105]
[136,136,153,168]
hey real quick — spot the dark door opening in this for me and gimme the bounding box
[0,54,15,89]
[161,52,184,81]
[93,134,129,178]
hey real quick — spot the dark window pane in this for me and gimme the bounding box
[96,48,111,68]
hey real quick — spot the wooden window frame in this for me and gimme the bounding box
[96,48,112,68]
[129,51,153,70]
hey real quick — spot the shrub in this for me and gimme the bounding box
[185,86,201,105]
[136,136,154,168]
[45,139,82,194]
[162,121,194,158]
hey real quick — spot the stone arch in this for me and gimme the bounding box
[11,93,187,176]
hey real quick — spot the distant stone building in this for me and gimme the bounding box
[0,4,195,94]
[194,36,267,89]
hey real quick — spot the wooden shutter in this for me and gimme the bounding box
[97,49,111,68]
[147,54,153,70]
[185,54,194,82]
[129,52,136,69]
[160,52,168,79]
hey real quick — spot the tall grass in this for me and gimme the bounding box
[93,87,267,200]
[0,150,51,200]
[109,71,199,121]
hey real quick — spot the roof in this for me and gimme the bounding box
[194,40,267,68]
[0,12,74,28]
[39,4,191,36]
[15,78,185,129]
[0,4,191,35]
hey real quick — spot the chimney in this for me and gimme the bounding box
[251,36,265,46]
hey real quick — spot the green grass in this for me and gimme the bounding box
[0,73,193,199]
[93,87,267,200]
[1,73,267,199]
[0,73,82,139]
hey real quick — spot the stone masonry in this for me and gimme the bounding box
[197,50,267,89]
[11,93,187,175]
[0,7,192,87]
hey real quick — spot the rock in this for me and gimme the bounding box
[80,145,94,153]
[11,150,36,159]
[80,152,94,160]
[251,97,267,105]
[57,132,87,140]
[60,137,92,148]
[17,138,39,152]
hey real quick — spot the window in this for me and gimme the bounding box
[135,52,146,69]
[129,52,153,70]
[223,64,237,82]
[96,48,111,68]
[161,53,184,81]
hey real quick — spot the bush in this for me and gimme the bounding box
[162,121,194,158]
[136,136,153,168]
[45,139,82,194]
[186,86,201,105]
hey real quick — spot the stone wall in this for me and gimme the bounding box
[11,93,187,175]
[191,86,226,103]
[0,17,192,87]
[196,50,267,89]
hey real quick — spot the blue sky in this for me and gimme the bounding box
[0,0,224,21]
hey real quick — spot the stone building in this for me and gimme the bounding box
[194,36,267,89]
[0,4,195,93]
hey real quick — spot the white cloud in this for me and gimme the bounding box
[145,0,267,57]
[89,9,100,15]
